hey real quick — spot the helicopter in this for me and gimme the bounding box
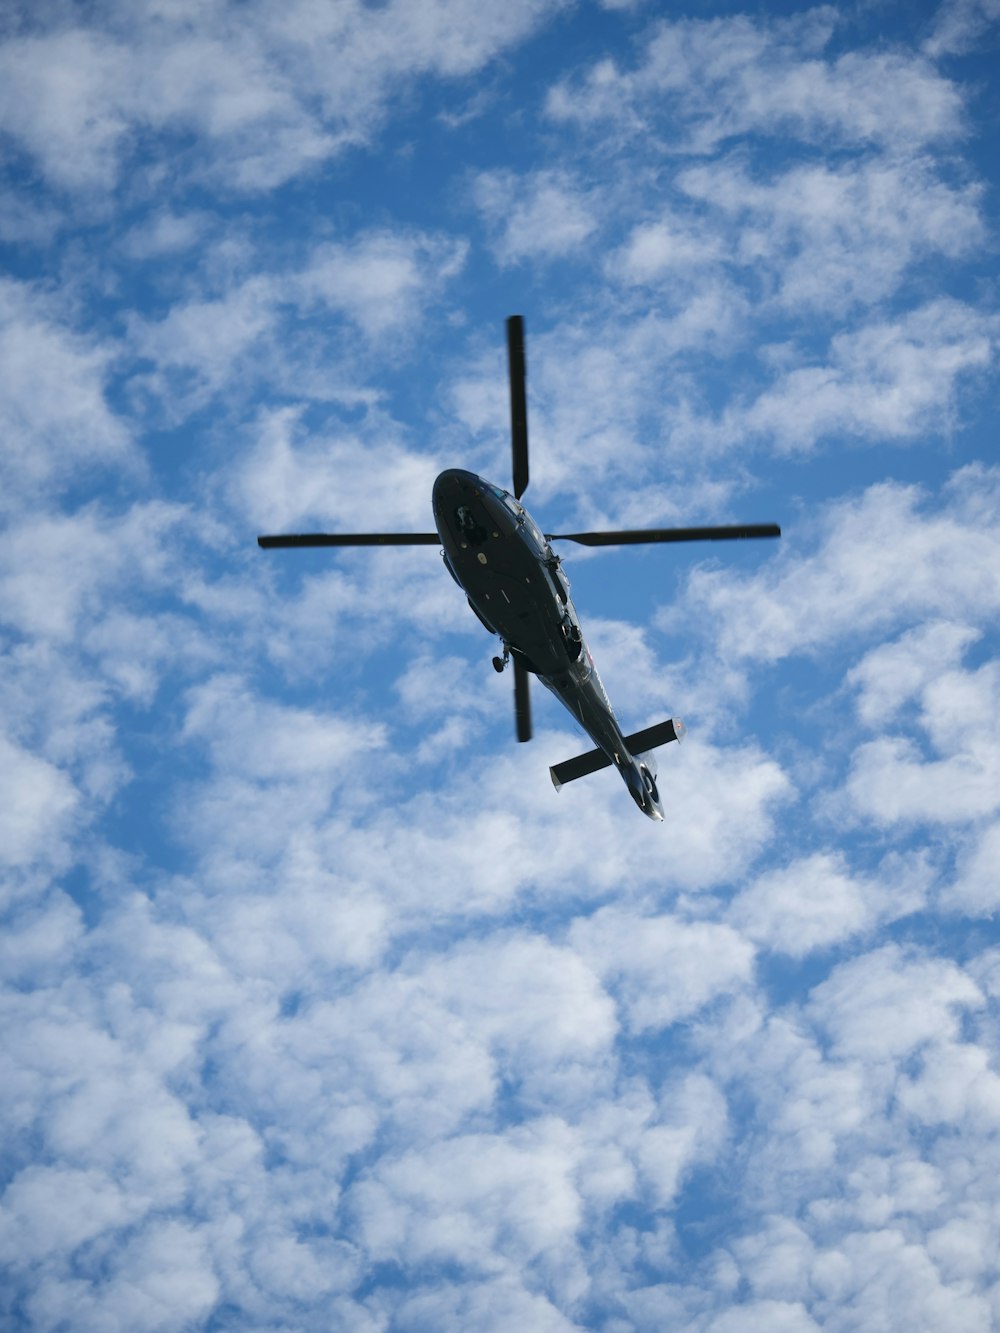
[258,317,779,820]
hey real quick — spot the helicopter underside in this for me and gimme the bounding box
[257,316,776,822]
[432,468,665,820]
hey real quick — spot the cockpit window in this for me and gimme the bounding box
[488,484,522,517]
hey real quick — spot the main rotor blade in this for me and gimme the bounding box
[513,659,532,743]
[545,523,781,546]
[258,533,440,548]
[506,315,529,500]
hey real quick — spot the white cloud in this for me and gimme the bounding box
[0,1,572,195]
[473,168,600,263]
[295,231,467,335]
[897,1039,1000,1128]
[256,545,470,682]
[0,187,63,246]
[847,620,981,727]
[191,853,388,989]
[812,1226,993,1331]
[33,1219,221,1333]
[730,852,928,957]
[0,654,127,891]
[0,279,134,507]
[808,945,982,1062]
[838,1153,946,1229]
[394,652,500,745]
[943,821,1000,915]
[636,1073,729,1208]
[724,1218,994,1331]
[3,3,999,1329]
[352,1121,583,1270]
[926,1208,999,1285]
[0,893,83,987]
[452,322,649,497]
[704,1007,873,1177]
[924,0,1000,56]
[682,464,1000,663]
[235,404,441,532]
[129,227,465,415]
[82,610,214,706]
[685,300,996,456]
[708,1299,821,1333]
[122,208,212,259]
[677,156,983,314]
[0,501,185,641]
[845,656,1000,827]
[731,1216,816,1305]
[0,492,197,866]
[0,27,134,191]
[546,13,965,152]
[450,312,750,511]
[128,275,278,411]
[451,302,993,523]
[684,939,1000,1326]
[390,1277,581,1332]
[571,908,754,1032]
[414,932,616,1081]
[0,736,78,874]
[0,974,204,1228]
[348,733,786,905]
[349,1070,726,1293]
[608,215,721,283]
[0,1165,134,1265]
[181,673,387,781]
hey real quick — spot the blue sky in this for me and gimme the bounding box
[2,0,1000,1329]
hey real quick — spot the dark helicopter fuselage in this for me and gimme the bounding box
[258,318,775,820]
[433,468,664,820]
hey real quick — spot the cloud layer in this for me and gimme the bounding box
[1,1,999,1329]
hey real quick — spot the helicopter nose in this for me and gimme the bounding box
[432,468,479,512]
[433,469,484,548]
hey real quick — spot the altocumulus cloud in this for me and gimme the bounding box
[1,1,1000,1330]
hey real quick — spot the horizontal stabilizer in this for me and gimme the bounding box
[550,718,685,791]
[550,744,615,790]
